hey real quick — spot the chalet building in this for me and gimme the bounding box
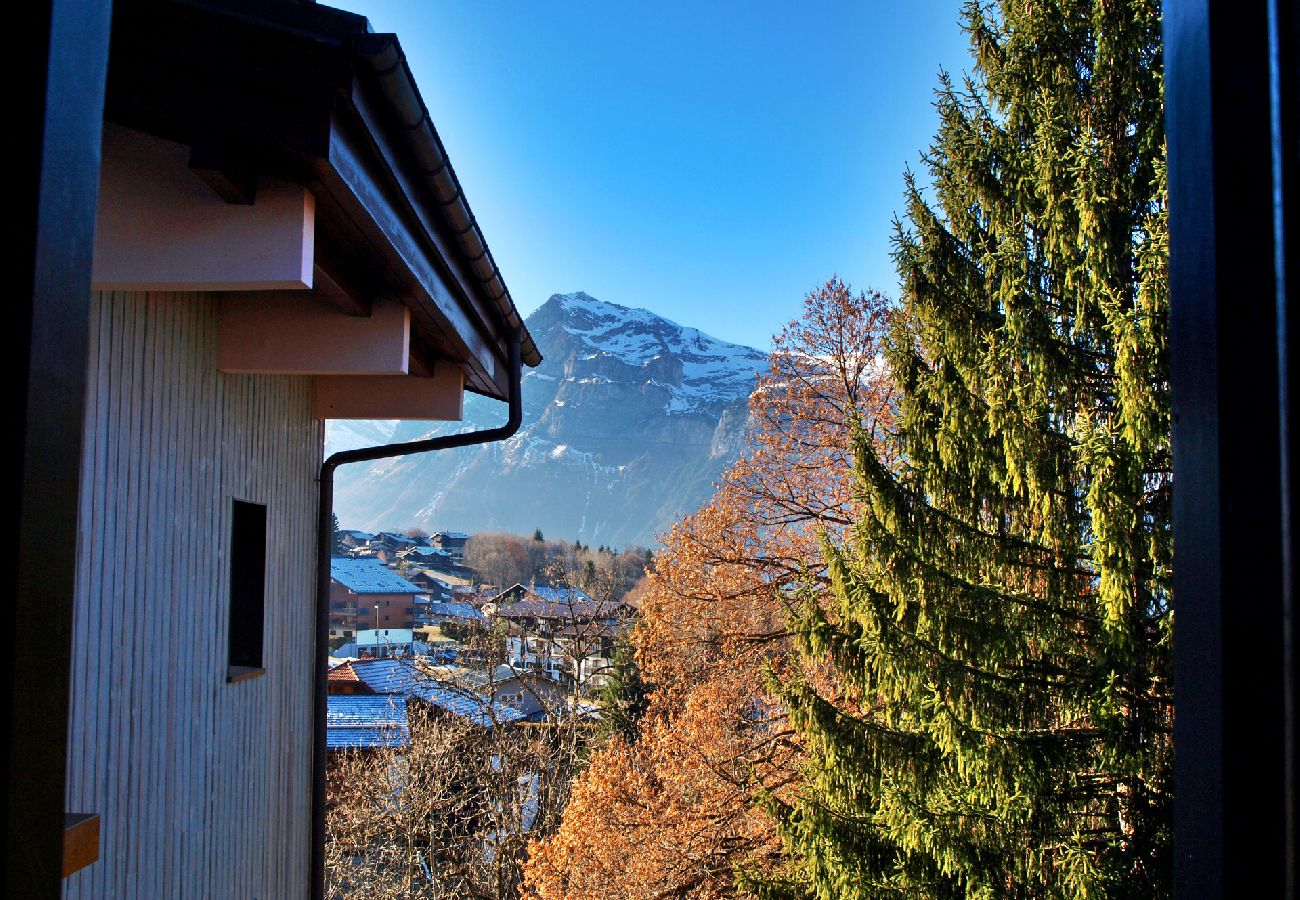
[326,660,372,696]
[424,575,457,603]
[416,600,488,654]
[370,531,421,551]
[323,693,408,825]
[359,544,399,564]
[430,530,470,563]
[330,558,425,639]
[414,552,478,580]
[399,544,456,567]
[489,667,574,722]
[12,1,540,896]
[491,582,584,608]
[424,600,489,629]
[493,590,629,688]
[416,662,574,722]
[337,529,374,551]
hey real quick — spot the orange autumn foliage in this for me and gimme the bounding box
[523,279,895,899]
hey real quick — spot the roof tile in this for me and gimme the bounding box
[331,558,423,595]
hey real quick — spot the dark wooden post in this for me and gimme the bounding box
[7,1,112,897]
[1167,0,1298,894]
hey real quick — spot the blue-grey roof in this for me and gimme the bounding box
[500,584,593,605]
[327,695,409,750]
[426,602,488,624]
[496,598,610,621]
[331,558,423,595]
[405,546,452,557]
[533,585,591,603]
[349,658,525,728]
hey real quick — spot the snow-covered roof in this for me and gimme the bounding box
[347,658,524,728]
[500,584,593,605]
[425,601,488,624]
[403,546,452,558]
[326,695,409,750]
[331,558,423,595]
[496,599,615,621]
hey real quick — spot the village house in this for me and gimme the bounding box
[398,544,457,568]
[356,544,399,563]
[369,530,423,552]
[416,549,478,580]
[343,658,524,730]
[492,582,604,609]
[430,530,470,563]
[406,663,570,723]
[326,660,372,696]
[423,599,490,630]
[13,1,540,895]
[408,564,476,594]
[330,558,426,640]
[323,692,409,823]
[489,666,575,722]
[492,588,630,689]
[337,529,375,551]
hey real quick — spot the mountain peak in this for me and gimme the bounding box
[331,292,767,546]
[541,290,660,327]
[551,290,601,306]
[533,291,767,379]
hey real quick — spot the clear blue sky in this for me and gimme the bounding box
[338,1,973,351]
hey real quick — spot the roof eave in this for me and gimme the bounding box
[349,32,541,371]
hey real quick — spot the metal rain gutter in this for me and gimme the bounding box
[310,328,523,900]
[351,33,542,371]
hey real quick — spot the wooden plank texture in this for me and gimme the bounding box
[63,290,321,899]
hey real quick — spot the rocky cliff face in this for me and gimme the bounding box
[329,292,767,547]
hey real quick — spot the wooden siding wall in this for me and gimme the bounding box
[63,291,321,899]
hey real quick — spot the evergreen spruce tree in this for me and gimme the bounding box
[330,512,344,557]
[592,636,649,746]
[763,1,1170,896]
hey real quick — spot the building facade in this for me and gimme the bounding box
[39,2,541,896]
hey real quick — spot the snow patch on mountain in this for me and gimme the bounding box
[329,291,767,546]
[553,291,766,413]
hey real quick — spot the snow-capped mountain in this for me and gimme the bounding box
[328,292,769,547]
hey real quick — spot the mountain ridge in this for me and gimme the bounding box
[329,292,767,546]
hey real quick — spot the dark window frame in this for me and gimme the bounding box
[227,498,268,684]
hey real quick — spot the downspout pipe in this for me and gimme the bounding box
[310,328,523,900]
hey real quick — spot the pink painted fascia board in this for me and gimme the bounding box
[313,366,463,420]
[218,296,410,375]
[91,124,314,292]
